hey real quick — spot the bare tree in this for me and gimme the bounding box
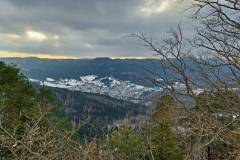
[192,0,240,86]
[133,1,240,159]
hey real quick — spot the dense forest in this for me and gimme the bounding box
[51,87,147,139]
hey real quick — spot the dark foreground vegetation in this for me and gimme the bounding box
[0,61,183,159]
[1,61,239,160]
[1,0,240,159]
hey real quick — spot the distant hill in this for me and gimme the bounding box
[0,57,208,87]
[1,57,230,82]
[1,57,232,96]
[0,57,169,87]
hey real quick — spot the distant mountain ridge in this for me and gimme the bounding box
[0,57,188,87]
[1,57,231,89]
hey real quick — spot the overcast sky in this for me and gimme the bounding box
[0,0,192,58]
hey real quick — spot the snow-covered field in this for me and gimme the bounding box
[30,75,204,103]
[30,75,164,102]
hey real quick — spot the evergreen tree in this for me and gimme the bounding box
[0,62,85,159]
[0,62,36,127]
[150,95,185,160]
[107,120,144,160]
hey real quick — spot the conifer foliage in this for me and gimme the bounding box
[107,120,144,160]
[150,95,185,160]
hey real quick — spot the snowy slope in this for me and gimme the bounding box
[30,75,203,103]
[30,75,163,103]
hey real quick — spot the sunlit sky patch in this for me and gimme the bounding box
[26,30,48,41]
[140,0,172,15]
[0,51,79,59]
[25,30,60,42]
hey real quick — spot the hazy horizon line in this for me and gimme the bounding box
[0,51,156,60]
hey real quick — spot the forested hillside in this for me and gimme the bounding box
[51,87,147,139]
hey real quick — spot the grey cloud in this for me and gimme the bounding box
[0,0,192,57]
